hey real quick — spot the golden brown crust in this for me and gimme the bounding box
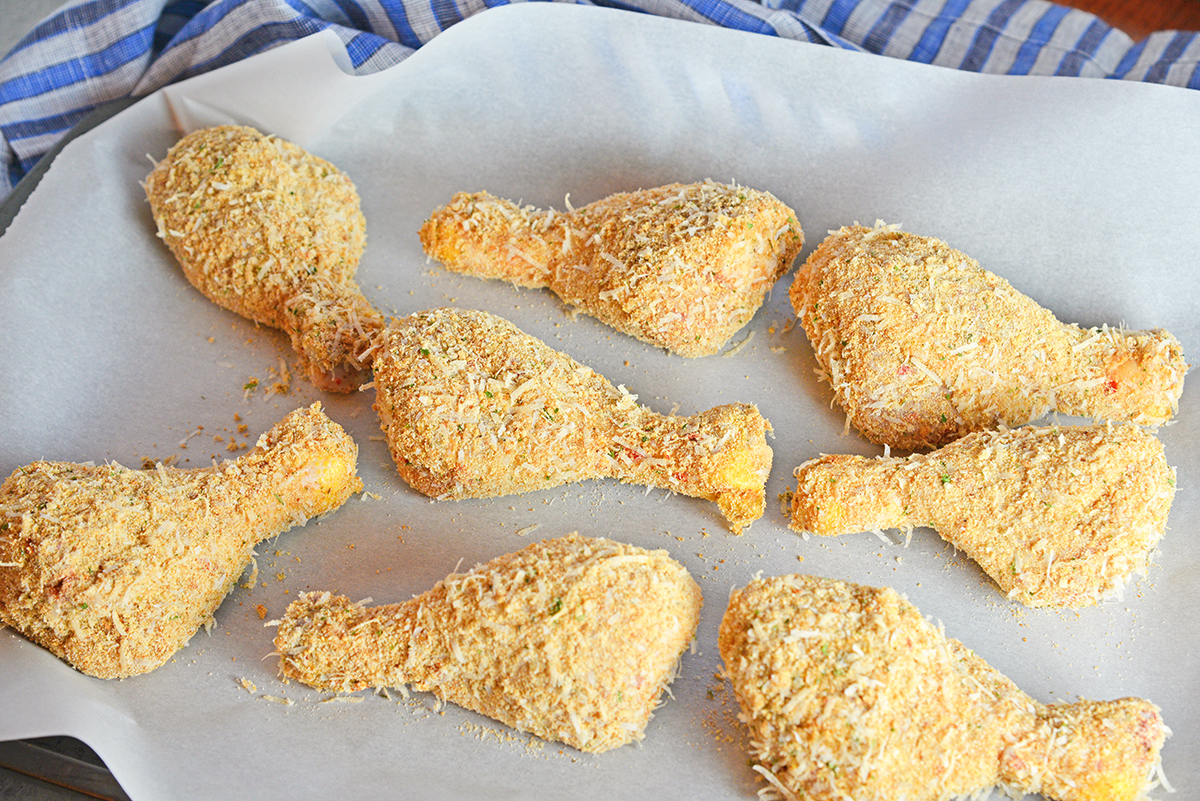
[372,307,772,531]
[274,533,702,753]
[145,125,384,391]
[789,223,1188,450]
[789,423,1174,608]
[0,403,361,678]
[420,181,804,356]
[719,574,1167,801]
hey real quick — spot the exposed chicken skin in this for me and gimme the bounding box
[0,404,361,678]
[790,223,1188,451]
[788,424,1174,608]
[372,307,773,532]
[274,533,702,753]
[719,574,1169,801]
[419,181,804,356]
[145,125,384,392]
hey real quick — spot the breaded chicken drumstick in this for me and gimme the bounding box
[373,307,773,532]
[274,533,702,753]
[790,223,1187,451]
[0,404,361,678]
[420,181,804,356]
[720,574,1168,801]
[146,125,384,392]
[788,424,1174,608]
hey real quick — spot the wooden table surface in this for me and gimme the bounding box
[1062,0,1200,39]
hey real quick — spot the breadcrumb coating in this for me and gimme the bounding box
[789,423,1174,608]
[0,404,362,678]
[145,125,384,392]
[274,533,702,753]
[719,574,1169,801]
[420,181,804,356]
[790,223,1188,450]
[372,307,773,532]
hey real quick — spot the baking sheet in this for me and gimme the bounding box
[1,5,1198,799]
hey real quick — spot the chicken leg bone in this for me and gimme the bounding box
[146,125,384,392]
[420,181,804,356]
[719,574,1169,801]
[788,423,1175,608]
[0,403,362,678]
[372,307,773,532]
[274,533,702,753]
[790,223,1188,450]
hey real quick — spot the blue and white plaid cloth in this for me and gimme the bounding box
[2,0,1198,201]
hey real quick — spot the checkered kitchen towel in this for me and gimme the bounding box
[2,0,1198,200]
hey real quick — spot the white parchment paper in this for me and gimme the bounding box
[1,5,1197,799]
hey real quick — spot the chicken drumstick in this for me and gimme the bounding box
[420,181,804,356]
[719,574,1168,801]
[372,307,773,532]
[274,533,702,753]
[788,423,1174,608]
[0,404,361,678]
[790,223,1188,450]
[146,125,384,392]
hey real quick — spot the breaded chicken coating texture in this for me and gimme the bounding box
[790,224,1188,451]
[719,574,1168,801]
[373,307,773,532]
[274,533,702,753]
[0,404,361,678]
[419,181,804,356]
[145,125,384,392]
[788,424,1173,608]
